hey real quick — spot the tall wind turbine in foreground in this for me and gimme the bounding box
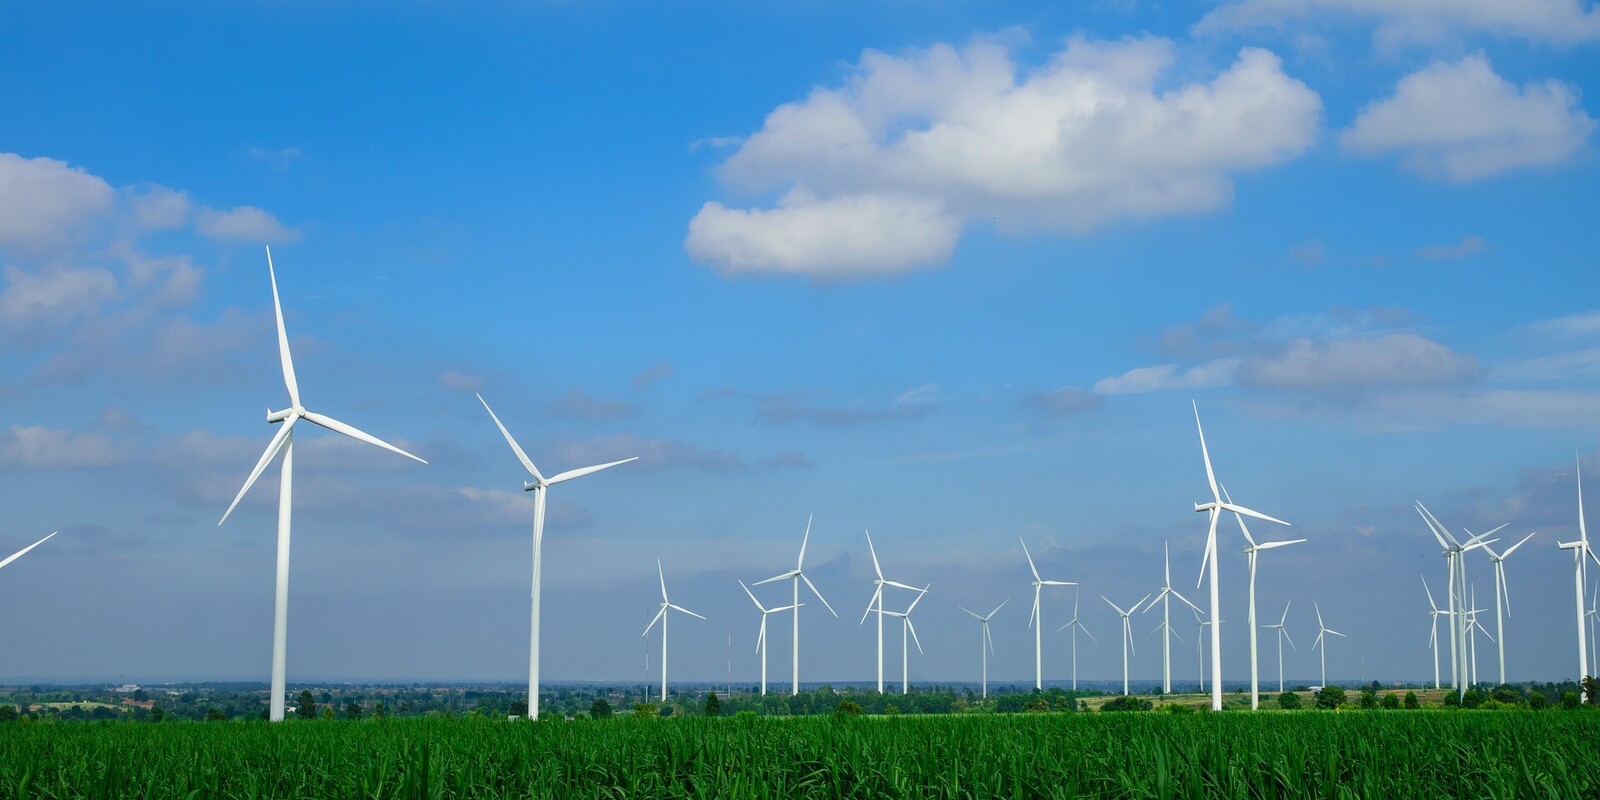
[876,586,930,694]
[1225,485,1306,710]
[1104,594,1150,696]
[1143,542,1201,694]
[219,248,426,723]
[1311,603,1346,689]
[1558,456,1598,698]
[1054,593,1097,691]
[1192,402,1291,710]
[753,516,837,695]
[0,531,56,573]
[738,580,798,696]
[1021,538,1076,690]
[1261,600,1295,693]
[1480,531,1535,685]
[643,560,705,703]
[960,600,1007,698]
[476,393,636,719]
[1422,576,1447,689]
[860,531,923,693]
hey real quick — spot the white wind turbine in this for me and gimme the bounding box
[218,247,426,723]
[738,580,799,696]
[1587,584,1598,674]
[1417,503,1499,700]
[642,560,706,703]
[1311,603,1346,689]
[0,531,56,573]
[1557,455,1599,698]
[476,393,636,719]
[1464,586,1493,686]
[753,515,837,695]
[1422,576,1447,689]
[1480,531,1535,685]
[1261,600,1295,694]
[874,586,930,694]
[1192,402,1291,710]
[1224,485,1307,710]
[860,531,923,693]
[1142,542,1201,695]
[960,600,1007,698]
[1021,538,1076,691]
[1055,592,1098,691]
[1104,594,1150,696]
[1191,607,1222,693]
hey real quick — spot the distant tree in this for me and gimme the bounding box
[1359,690,1378,709]
[1277,692,1302,710]
[833,700,863,719]
[1583,677,1600,705]
[591,699,613,719]
[1403,690,1419,709]
[1369,680,1381,693]
[320,706,335,720]
[296,690,317,719]
[372,701,386,719]
[1315,686,1346,709]
[884,704,901,716]
[1462,690,1486,709]
[344,701,362,719]
[1023,698,1050,713]
[0,704,17,723]
[149,705,166,722]
[1561,691,1581,710]
[205,707,226,722]
[704,692,722,717]
[132,689,148,701]
[510,700,528,717]
[1100,696,1152,712]
[1381,693,1400,710]
[1529,692,1548,710]
[633,702,659,718]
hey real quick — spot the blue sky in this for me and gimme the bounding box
[2,1,1599,689]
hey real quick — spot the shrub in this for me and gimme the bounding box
[205,708,226,722]
[1403,691,1419,709]
[1165,703,1196,714]
[832,700,862,719]
[1583,677,1600,705]
[590,699,613,720]
[1023,698,1050,713]
[1381,694,1400,710]
[633,703,659,718]
[0,705,18,723]
[1101,696,1153,712]
[1561,691,1580,710]
[1277,692,1301,710]
[1359,691,1378,709]
[1315,686,1346,710]
[1462,690,1486,710]
[1443,692,1460,708]
[704,693,721,717]
[1529,692,1548,710]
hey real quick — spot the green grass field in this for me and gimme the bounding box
[4,711,1598,798]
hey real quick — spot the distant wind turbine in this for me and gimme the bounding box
[738,580,799,696]
[874,585,930,694]
[1479,531,1535,685]
[960,600,1007,699]
[1417,503,1498,701]
[1021,538,1076,691]
[218,247,426,723]
[1104,594,1150,696]
[1225,485,1306,710]
[1312,603,1347,690]
[643,560,706,703]
[1055,592,1098,691]
[1422,576,1447,690]
[1260,600,1295,694]
[753,515,837,695]
[860,531,923,693]
[1464,586,1494,687]
[1142,541,1201,695]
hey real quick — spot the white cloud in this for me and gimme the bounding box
[1341,56,1596,181]
[126,184,192,231]
[1093,359,1240,394]
[196,205,300,243]
[0,425,126,468]
[1196,0,1600,46]
[1526,309,1600,339]
[1415,234,1486,260]
[0,153,115,250]
[1238,333,1479,390]
[0,264,118,326]
[688,36,1321,278]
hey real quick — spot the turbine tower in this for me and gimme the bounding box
[1480,531,1536,685]
[960,600,1007,698]
[1311,602,1347,690]
[642,560,706,703]
[1557,456,1598,698]
[1021,537,1076,690]
[1422,576,1447,689]
[0,531,56,573]
[1192,402,1291,710]
[1225,485,1306,710]
[476,393,636,720]
[1055,592,1098,691]
[219,247,426,723]
[753,515,837,695]
[1104,594,1150,696]
[1261,600,1296,694]
[860,531,922,693]
[1142,541,1201,695]
[738,580,798,696]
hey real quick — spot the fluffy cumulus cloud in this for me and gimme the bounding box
[0,425,128,468]
[196,205,300,243]
[1196,0,1600,46]
[687,36,1321,278]
[0,153,115,250]
[1094,359,1240,394]
[1237,333,1480,390]
[1341,56,1596,181]
[0,264,118,326]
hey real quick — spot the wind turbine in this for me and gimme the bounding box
[1192,402,1290,710]
[753,515,837,695]
[1557,455,1599,697]
[1480,531,1536,685]
[1021,537,1076,691]
[1104,594,1150,696]
[1311,603,1347,690]
[643,560,706,703]
[1587,584,1598,675]
[738,580,799,696]
[1261,600,1295,694]
[218,247,426,723]
[874,585,930,694]
[0,531,56,573]
[1142,541,1202,695]
[1417,503,1498,700]
[1464,586,1494,687]
[860,531,923,693]
[476,393,636,719]
[960,600,1007,698]
[1422,576,1447,689]
[1224,485,1306,710]
[1055,592,1098,691]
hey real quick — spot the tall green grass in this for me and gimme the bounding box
[2,711,1596,798]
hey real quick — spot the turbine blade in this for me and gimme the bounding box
[1280,598,1292,626]
[756,617,766,654]
[1315,602,1324,629]
[960,606,983,621]
[1258,539,1307,550]
[1197,509,1219,590]
[752,571,796,586]
[988,598,1008,618]
[1328,629,1347,638]
[1222,502,1289,527]
[301,411,426,464]
[985,624,995,656]
[1101,596,1124,616]
[1421,575,1439,612]
[860,586,881,626]
[1020,538,1042,582]
[0,530,58,571]
[1041,580,1076,587]
[801,573,838,618]
[1501,531,1537,559]
[1029,591,1039,629]
[669,603,707,621]
[547,457,638,485]
[1498,565,1511,618]
[1169,588,1204,615]
[657,559,668,601]
[219,416,297,525]
[906,617,924,655]
[1221,485,1258,547]
[1080,623,1098,643]
[475,394,542,482]
[865,530,883,579]
[739,580,766,613]
[1193,400,1220,502]
[905,584,930,614]
[1131,593,1152,614]
[797,514,812,569]
[1417,503,1459,547]
[1416,504,1451,550]
[643,606,665,636]
[1282,627,1296,651]
[884,580,923,592]
[265,247,300,409]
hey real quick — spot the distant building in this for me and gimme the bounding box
[112,684,140,694]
